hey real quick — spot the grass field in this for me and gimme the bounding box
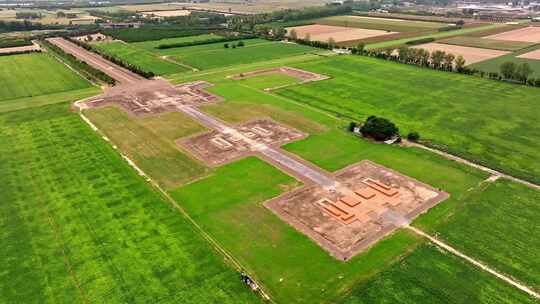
[470,44,540,78]
[159,39,318,70]
[94,42,190,75]
[317,15,445,32]
[236,73,301,90]
[85,106,209,189]
[433,179,540,290]
[438,36,535,51]
[341,243,537,304]
[275,55,540,184]
[0,103,260,303]
[131,33,221,51]
[0,53,92,102]
[366,23,502,49]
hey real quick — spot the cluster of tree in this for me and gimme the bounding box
[86,9,138,23]
[102,26,221,43]
[41,39,115,85]
[0,49,41,56]
[396,47,466,72]
[350,116,400,142]
[165,12,227,27]
[157,35,253,49]
[68,37,155,79]
[228,4,352,32]
[224,40,245,48]
[0,37,32,48]
[499,61,535,84]
[15,12,42,20]
[0,20,62,31]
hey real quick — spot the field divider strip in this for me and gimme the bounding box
[407,226,540,300]
[77,111,275,303]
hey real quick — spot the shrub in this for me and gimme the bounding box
[237,40,245,47]
[405,37,435,46]
[407,131,420,141]
[348,121,357,132]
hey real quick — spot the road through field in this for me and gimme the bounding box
[47,37,144,84]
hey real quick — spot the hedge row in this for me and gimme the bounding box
[0,38,33,48]
[0,49,41,56]
[41,40,115,85]
[156,35,255,49]
[405,37,435,46]
[102,27,223,43]
[67,37,155,79]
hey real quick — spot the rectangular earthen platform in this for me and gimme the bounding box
[81,80,222,116]
[265,160,449,260]
[177,119,306,166]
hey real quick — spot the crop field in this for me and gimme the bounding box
[0,104,259,303]
[0,53,92,102]
[131,33,221,51]
[275,55,540,184]
[93,42,190,75]
[341,243,537,303]
[438,36,535,51]
[317,15,446,32]
[471,44,540,78]
[84,106,209,189]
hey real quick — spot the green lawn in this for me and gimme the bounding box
[276,55,540,184]
[94,41,190,75]
[438,36,535,51]
[0,53,92,102]
[236,73,300,90]
[317,15,445,32]
[340,243,537,304]
[470,44,540,78]
[0,103,260,304]
[434,179,540,291]
[85,106,209,189]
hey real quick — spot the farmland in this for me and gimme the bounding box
[411,42,509,65]
[438,36,535,51]
[317,15,446,32]
[0,103,260,303]
[0,53,92,102]
[276,55,540,184]
[470,44,540,78]
[93,42,190,75]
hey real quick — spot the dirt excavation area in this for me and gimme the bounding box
[286,24,396,43]
[486,26,540,43]
[265,160,449,260]
[412,43,509,65]
[178,119,305,166]
[80,80,222,116]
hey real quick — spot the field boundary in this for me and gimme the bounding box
[408,226,540,300]
[77,110,274,303]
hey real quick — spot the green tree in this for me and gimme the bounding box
[357,42,365,53]
[516,62,532,83]
[360,116,399,141]
[500,61,516,79]
[431,50,446,69]
[398,46,409,62]
[407,131,420,141]
[443,53,455,70]
[327,37,336,49]
[455,55,466,72]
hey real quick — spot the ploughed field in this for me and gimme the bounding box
[276,55,540,184]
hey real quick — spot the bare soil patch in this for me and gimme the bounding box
[412,43,509,65]
[0,43,40,54]
[82,80,222,116]
[178,119,305,166]
[141,10,191,17]
[517,48,540,60]
[265,160,449,260]
[485,26,540,43]
[287,24,395,43]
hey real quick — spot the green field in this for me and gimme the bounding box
[237,73,300,90]
[438,36,535,51]
[94,41,190,75]
[0,53,92,102]
[131,33,221,51]
[85,106,209,189]
[0,104,259,303]
[433,179,540,290]
[162,39,318,70]
[317,15,445,32]
[341,243,537,304]
[470,44,540,78]
[276,55,540,184]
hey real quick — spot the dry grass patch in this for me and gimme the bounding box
[485,26,540,43]
[287,24,395,43]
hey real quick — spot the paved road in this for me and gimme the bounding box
[47,37,144,85]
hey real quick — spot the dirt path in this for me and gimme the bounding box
[407,142,540,191]
[407,226,539,300]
